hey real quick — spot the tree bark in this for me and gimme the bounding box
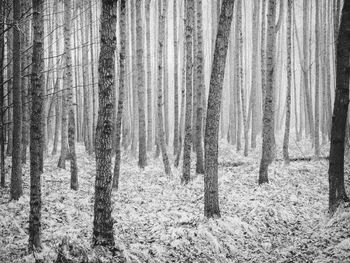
[328,0,350,215]
[113,0,126,189]
[146,0,152,152]
[259,0,276,185]
[10,0,23,200]
[0,0,5,188]
[204,0,235,219]
[93,0,117,247]
[182,0,194,184]
[173,0,179,155]
[29,0,44,251]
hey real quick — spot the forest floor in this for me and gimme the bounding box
[1,138,350,263]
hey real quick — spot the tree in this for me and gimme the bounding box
[259,0,276,185]
[113,0,126,189]
[195,0,204,174]
[64,0,78,190]
[182,0,194,184]
[283,0,292,164]
[10,0,22,200]
[93,0,117,247]
[328,0,350,215]
[314,0,320,158]
[146,0,152,152]
[173,0,179,155]
[204,0,235,219]
[157,0,172,176]
[29,0,44,251]
[136,0,147,168]
[0,0,5,188]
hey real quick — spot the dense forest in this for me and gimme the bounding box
[0,0,350,262]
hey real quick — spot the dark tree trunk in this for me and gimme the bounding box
[93,0,117,247]
[10,0,23,201]
[29,0,44,251]
[328,0,350,215]
[204,0,235,219]
[0,0,5,188]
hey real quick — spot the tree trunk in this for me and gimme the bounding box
[10,0,23,201]
[29,0,44,251]
[93,0,117,247]
[157,0,172,176]
[328,0,350,215]
[136,0,147,168]
[173,0,179,155]
[0,0,5,187]
[63,0,78,190]
[146,0,152,152]
[259,0,276,185]
[113,0,126,190]
[182,0,194,184]
[283,0,292,164]
[204,0,235,219]
[314,0,320,157]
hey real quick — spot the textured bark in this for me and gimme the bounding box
[182,0,194,184]
[302,0,314,140]
[10,0,23,201]
[250,1,260,149]
[146,0,152,151]
[29,0,44,251]
[195,0,204,174]
[0,0,5,188]
[283,0,292,164]
[64,0,78,191]
[204,0,235,219]
[314,0,320,158]
[173,0,179,155]
[328,0,350,215]
[163,3,169,146]
[93,0,117,247]
[21,0,30,164]
[136,0,147,168]
[157,0,172,176]
[6,7,12,157]
[259,0,276,185]
[113,0,126,190]
[261,0,267,105]
[58,87,68,168]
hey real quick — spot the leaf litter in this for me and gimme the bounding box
[0,138,349,262]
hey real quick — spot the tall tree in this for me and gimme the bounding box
[93,0,117,247]
[146,0,152,151]
[182,0,194,184]
[195,0,204,174]
[113,0,126,189]
[0,0,5,188]
[259,0,276,185]
[328,0,350,215]
[173,0,179,155]
[283,0,292,164]
[204,0,235,219]
[136,0,147,168]
[64,0,78,190]
[10,0,22,200]
[314,0,320,158]
[157,0,172,176]
[29,0,44,251]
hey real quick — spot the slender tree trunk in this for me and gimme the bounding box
[10,0,22,201]
[259,0,276,185]
[163,4,169,146]
[328,0,350,215]
[173,0,179,155]
[182,0,194,184]
[0,0,5,187]
[29,0,44,251]
[157,0,172,176]
[195,0,204,174]
[113,0,126,189]
[146,0,152,152]
[283,0,292,164]
[204,0,235,219]
[314,0,320,157]
[63,0,78,190]
[136,0,147,168]
[6,6,13,157]
[93,0,117,247]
